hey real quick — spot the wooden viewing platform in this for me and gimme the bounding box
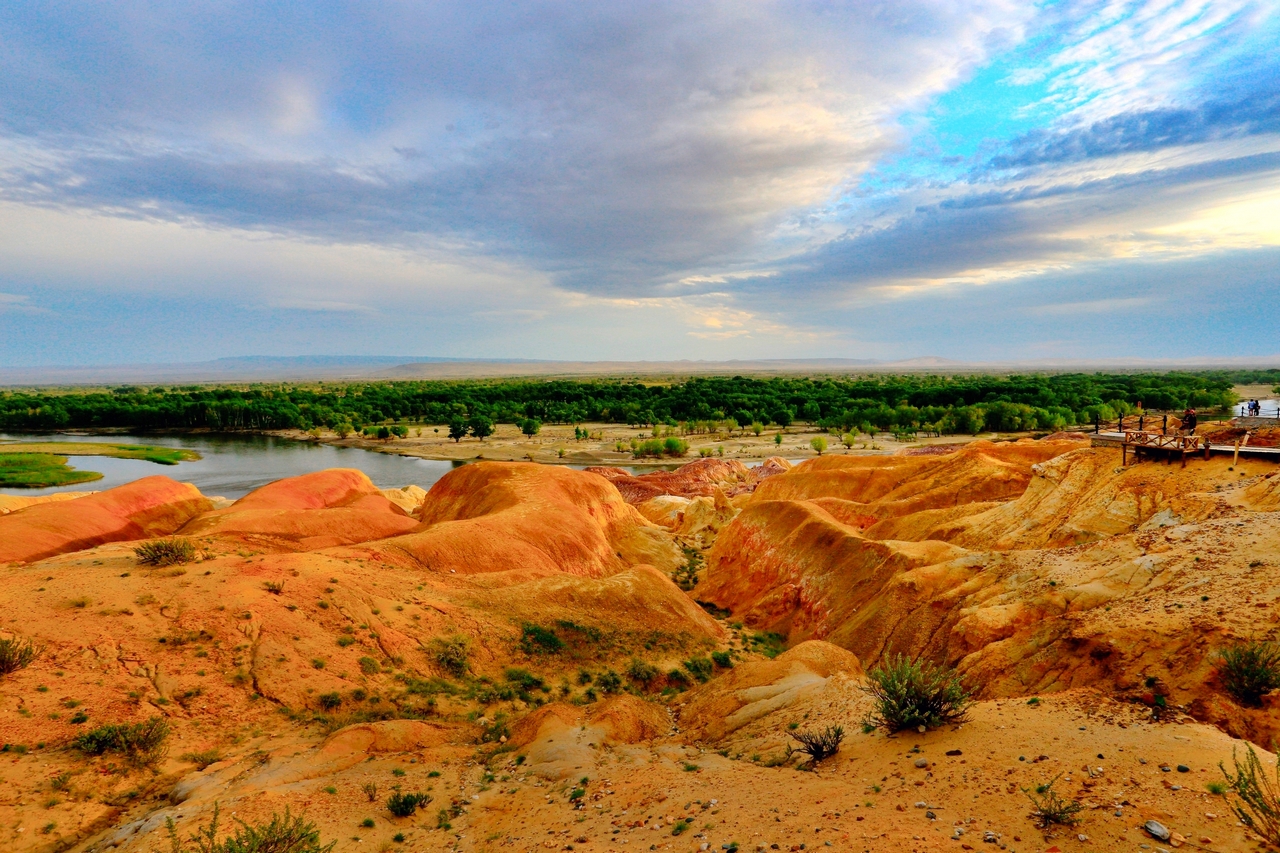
[1092,430,1280,466]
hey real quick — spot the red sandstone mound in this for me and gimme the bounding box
[362,462,680,578]
[679,641,863,741]
[0,475,211,563]
[929,447,1222,549]
[697,497,968,640]
[179,468,420,548]
[587,456,791,503]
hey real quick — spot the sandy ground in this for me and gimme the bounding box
[272,422,1015,467]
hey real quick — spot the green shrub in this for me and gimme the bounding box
[430,636,470,676]
[596,670,623,693]
[166,803,335,853]
[683,656,713,683]
[387,791,431,818]
[710,651,733,669]
[358,656,380,675]
[862,654,972,733]
[788,724,843,763]
[626,658,659,687]
[519,624,564,655]
[74,718,170,766]
[134,538,196,566]
[180,749,222,770]
[0,636,42,675]
[746,631,786,659]
[504,668,545,692]
[1218,641,1280,706]
[1221,744,1280,847]
[317,693,342,711]
[1024,774,1083,827]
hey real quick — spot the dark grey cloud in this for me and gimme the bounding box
[990,92,1280,169]
[0,1,1021,293]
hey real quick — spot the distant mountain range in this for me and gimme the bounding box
[2,354,1279,386]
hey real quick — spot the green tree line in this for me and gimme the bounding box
[0,370,1263,436]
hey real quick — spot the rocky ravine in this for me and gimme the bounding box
[0,440,1277,853]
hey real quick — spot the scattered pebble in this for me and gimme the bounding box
[1144,820,1172,841]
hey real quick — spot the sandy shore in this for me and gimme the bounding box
[267,421,1007,467]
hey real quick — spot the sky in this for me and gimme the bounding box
[1,0,1278,366]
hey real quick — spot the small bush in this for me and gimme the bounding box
[358,656,380,675]
[317,692,342,711]
[0,636,43,675]
[683,656,713,683]
[386,790,431,818]
[1025,774,1083,827]
[504,668,546,692]
[626,658,659,687]
[1218,641,1280,706]
[430,636,470,676]
[519,624,564,655]
[596,670,623,693]
[336,636,355,648]
[1221,744,1280,847]
[74,718,170,766]
[789,724,844,763]
[862,654,972,733]
[166,803,335,853]
[263,580,285,595]
[362,782,378,802]
[180,749,222,770]
[134,538,196,566]
[711,650,733,669]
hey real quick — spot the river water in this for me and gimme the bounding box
[0,432,462,499]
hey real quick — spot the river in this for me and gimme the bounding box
[0,432,462,499]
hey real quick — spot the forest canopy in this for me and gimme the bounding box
[0,370,1267,437]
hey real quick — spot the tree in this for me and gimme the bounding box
[375,425,391,440]
[810,436,827,455]
[520,418,542,437]
[801,401,822,422]
[448,417,468,442]
[733,410,754,433]
[751,422,764,437]
[770,408,793,428]
[469,415,494,441]
[334,421,353,439]
[774,432,782,446]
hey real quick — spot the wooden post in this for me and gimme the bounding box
[1122,443,1127,466]
[1234,440,1241,466]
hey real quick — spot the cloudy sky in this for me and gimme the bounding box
[1,0,1278,365]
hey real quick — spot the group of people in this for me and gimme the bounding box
[1243,399,1267,417]
[1181,407,1197,432]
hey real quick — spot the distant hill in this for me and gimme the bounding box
[2,354,1280,386]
